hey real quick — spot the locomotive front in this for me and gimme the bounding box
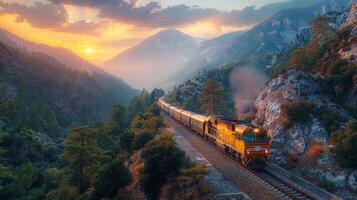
[235,125,270,167]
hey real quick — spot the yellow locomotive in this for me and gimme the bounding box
[158,98,270,168]
[205,117,270,167]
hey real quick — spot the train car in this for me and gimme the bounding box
[180,110,194,127]
[168,105,175,117]
[173,107,183,121]
[158,99,165,110]
[164,102,169,113]
[191,114,210,136]
[162,101,168,113]
[205,117,270,167]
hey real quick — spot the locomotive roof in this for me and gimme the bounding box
[191,114,210,122]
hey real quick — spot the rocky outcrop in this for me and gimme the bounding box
[340,3,357,62]
[124,151,145,200]
[253,70,349,155]
[253,70,357,196]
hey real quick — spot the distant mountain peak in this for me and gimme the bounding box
[143,29,195,45]
[102,28,197,90]
[156,28,189,36]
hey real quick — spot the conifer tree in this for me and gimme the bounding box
[60,127,109,193]
[199,79,226,115]
[310,15,331,46]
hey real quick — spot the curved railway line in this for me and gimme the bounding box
[210,139,319,200]
[163,112,340,200]
[159,98,340,200]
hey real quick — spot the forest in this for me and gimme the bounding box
[0,89,208,200]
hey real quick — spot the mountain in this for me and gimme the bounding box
[0,28,101,73]
[159,31,245,89]
[0,40,138,138]
[162,0,352,89]
[102,29,198,90]
[0,27,139,106]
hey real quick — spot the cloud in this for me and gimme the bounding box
[49,0,277,28]
[99,38,143,48]
[55,20,104,36]
[0,1,68,29]
[2,0,309,30]
[0,1,105,36]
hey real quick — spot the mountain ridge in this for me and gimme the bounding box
[102,28,198,90]
[0,28,104,74]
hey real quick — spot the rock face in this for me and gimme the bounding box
[253,70,357,195]
[340,3,357,62]
[253,70,349,156]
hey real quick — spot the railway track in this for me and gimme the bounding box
[213,144,318,200]
[164,113,337,200]
[255,169,315,200]
[170,118,319,200]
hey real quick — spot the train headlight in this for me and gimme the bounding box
[254,128,260,133]
[265,149,269,154]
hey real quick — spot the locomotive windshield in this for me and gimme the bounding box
[256,132,267,141]
[243,133,255,142]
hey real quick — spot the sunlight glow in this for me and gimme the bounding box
[85,48,93,55]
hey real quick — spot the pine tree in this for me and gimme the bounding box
[91,159,131,199]
[0,133,13,199]
[60,126,110,193]
[199,79,226,115]
[310,15,331,46]
[140,134,186,200]
[12,163,43,200]
[108,104,127,135]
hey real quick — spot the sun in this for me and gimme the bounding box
[84,48,93,55]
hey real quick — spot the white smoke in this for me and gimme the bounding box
[229,66,267,121]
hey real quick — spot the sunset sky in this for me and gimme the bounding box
[0,0,289,63]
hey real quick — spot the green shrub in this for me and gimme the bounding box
[353,74,357,94]
[119,132,134,151]
[344,103,357,118]
[140,134,186,200]
[91,159,131,199]
[133,131,155,150]
[331,121,357,169]
[318,179,337,193]
[315,108,346,135]
[181,164,209,183]
[45,184,78,200]
[280,101,315,128]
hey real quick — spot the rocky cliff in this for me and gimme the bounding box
[252,4,357,198]
[253,70,356,198]
[340,3,357,62]
[254,70,349,156]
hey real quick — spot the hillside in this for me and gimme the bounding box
[0,28,102,73]
[102,29,198,90]
[0,41,138,138]
[164,0,352,89]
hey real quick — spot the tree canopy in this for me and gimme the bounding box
[199,79,227,115]
[60,126,110,193]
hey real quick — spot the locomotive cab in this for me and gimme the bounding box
[235,125,270,167]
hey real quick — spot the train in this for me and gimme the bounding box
[157,98,270,168]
